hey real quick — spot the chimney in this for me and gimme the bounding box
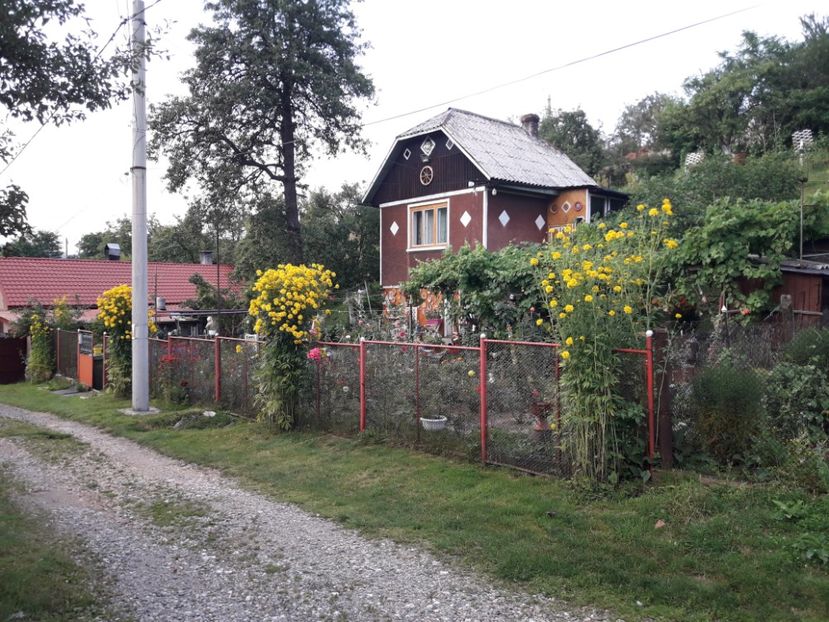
[105,243,121,261]
[200,250,214,265]
[520,113,540,138]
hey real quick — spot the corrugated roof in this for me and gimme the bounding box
[0,257,239,309]
[398,108,597,188]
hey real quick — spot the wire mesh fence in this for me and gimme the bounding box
[55,329,78,379]
[167,337,216,406]
[218,338,258,416]
[485,340,563,474]
[304,343,361,434]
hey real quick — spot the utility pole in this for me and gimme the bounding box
[130,0,149,411]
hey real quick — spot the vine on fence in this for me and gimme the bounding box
[97,284,156,396]
[532,200,678,482]
[249,263,337,429]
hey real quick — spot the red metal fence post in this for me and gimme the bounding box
[214,337,222,403]
[645,330,656,466]
[479,334,488,465]
[359,337,366,432]
[102,333,108,388]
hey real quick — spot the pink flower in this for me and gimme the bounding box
[307,347,323,361]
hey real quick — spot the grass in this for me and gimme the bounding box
[1,383,828,621]
[0,433,108,620]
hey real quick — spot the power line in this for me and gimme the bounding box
[0,0,167,179]
[363,4,759,127]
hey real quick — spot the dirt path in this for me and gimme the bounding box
[0,403,620,622]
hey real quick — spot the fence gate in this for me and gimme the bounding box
[0,338,26,383]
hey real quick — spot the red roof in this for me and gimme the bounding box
[0,257,240,309]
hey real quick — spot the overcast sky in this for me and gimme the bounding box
[0,0,823,254]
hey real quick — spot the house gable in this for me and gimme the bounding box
[370,130,486,206]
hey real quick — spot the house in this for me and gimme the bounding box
[0,256,238,335]
[362,108,626,294]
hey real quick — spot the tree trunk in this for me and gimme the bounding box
[279,83,304,264]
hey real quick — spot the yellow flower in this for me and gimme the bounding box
[675,313,683,319]
[636,203,645,212]
[235,344,243,353]
[468,370,476,378]
[530,257,539,266]
[545,285,553,293]
[663,238,679,250]
[608,309,616,317]
[560,350,570,360]
[619,222,628,229]
[565,336,574,346]
[535,318,543,326]
[648,208,659,217]
[623,305,633,315]
[549,299,558,308]
[584,294,593,303]
[559,312,567,319]
[551,251,562,260]
[564,304,574,313]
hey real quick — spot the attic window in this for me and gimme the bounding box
[445,138,454,151]
[420,137,435,157]
[403,148,411,160]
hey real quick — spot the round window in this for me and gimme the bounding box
[419,166,434,186]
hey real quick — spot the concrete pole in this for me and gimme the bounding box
[130,0,149,411]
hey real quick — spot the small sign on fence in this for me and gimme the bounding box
[79,332,93,355]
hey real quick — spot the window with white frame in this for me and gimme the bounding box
[410,202,448,247]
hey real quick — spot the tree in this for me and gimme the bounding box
[612,93,675,155]
[302,184,379,290]
[2,229,62,257]
[147,210,213,264]
[150,0,375,263]
[538,105,607,178]
[0,0,131,237]
[77,217,133,258]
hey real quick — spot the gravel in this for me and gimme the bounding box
[0,403,624,622]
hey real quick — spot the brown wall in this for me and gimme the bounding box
[380,191,484,287]
[487,191,549,250]
[547,189,589,229]
[372,131,485,205]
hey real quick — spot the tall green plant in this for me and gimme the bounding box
[531,200,679,481]
[248,263,336,429]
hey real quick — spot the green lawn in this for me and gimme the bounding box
[0,382,827,621]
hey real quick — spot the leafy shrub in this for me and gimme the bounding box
[776,435,829,494]
[764,361,829,442]
[691,362,764,465]
[784,327,829,368]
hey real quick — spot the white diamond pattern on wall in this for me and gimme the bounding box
[534,215,546,230]
[561,201,571,213]
[389,221,399,236]
[499,210,510,227]
[460,211,472,228]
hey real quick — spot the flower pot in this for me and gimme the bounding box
[421,416,448,431]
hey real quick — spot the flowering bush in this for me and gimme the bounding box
[97,284,157,396]
[24,309,53,382]
[531,199,678,481]
[248,264,336,429]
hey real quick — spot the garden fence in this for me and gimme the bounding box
[310,336,658,476]
[56,330,660,478]
[55,328,78,380]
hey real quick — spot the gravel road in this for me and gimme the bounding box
[0,403,623,622]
